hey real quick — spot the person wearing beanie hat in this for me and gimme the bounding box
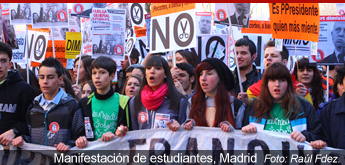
[184,58,245,132]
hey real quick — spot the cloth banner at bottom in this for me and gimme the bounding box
[1,127,344,164]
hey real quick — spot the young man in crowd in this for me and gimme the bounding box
[311,66,345,149]
[246,40,313,105]
[233,38,262,103]
[0,42,35,146]
[75,56,130,148]
[12,58,84,153]
[173,63,195,98]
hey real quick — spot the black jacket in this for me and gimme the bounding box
[233,65,262,96]
[0,70,35,136]
[319,94,345,149]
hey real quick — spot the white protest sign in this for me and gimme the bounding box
[25,26,49,64]
[129,3,146,27]
[9,3,32,25]
[12,30,25,63]
[150,3,196,53]
[125,37,136,56]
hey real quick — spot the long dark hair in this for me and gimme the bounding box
[189,61,235,127]
[292,58,324,110]
[74,55,94,84]
[176,50,198,68]
[254,63,299,121]
[134,56,184,115]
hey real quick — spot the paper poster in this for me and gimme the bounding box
[31,3,68,28]
[71,3,106,18]
[90,8,126,35]
[196,12,212,35]
[25,25,50,65]
[68,10,81,32]
[129,3,146,27]
[9,3,32,24]
[45,40,67,67]
[2,10,18,49]
[65,32,81,59]
[81,18,92,55]
[154,113,170,129]
[92,34,124,60]
[50,27,68,40]
[145,13,151,49]
[12,31,25,63]
[0,9,3,42]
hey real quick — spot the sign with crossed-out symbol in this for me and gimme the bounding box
[131,3,144,26]
[179,20,189,40]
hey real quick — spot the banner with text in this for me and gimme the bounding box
[269,3,320,42]
[65,32,81,59]
[1,128,345,165]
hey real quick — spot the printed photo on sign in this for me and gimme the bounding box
[92,34,124,60]
[71,3,106,18]
[214,3,251,28]
[196,12,212,35]
[2,11,19,49]
[154,113,170,129]
[9,3,32,24]
[314,16,345,65]
[31,3,68,28]
[116,3,132,30]
[81,18,92,55]
[0,9,3,42]
[51,27,68,40]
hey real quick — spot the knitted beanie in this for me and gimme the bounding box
[202,58,235,91]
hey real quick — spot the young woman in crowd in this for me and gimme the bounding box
[81,80,95,99]
[73,55,94,100]
[242,63,322,142]
[175,50,198,68]
[117,56,187,136]
[292,58,328,110]
[183,58,245,132]
[122,75,142,98]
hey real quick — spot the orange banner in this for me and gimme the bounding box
[27,24,50,33]
[269,3,319,42]
[241,20,272,34]
[45,40,67,67]
[151,3,195,17]
[134,26,147,37]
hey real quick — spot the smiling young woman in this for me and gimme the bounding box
[242,63,322,143]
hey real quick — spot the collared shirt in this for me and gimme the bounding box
[0,79,6,85]
[335,49,342,62]
[39,88,64,111]
[234,11,250,25]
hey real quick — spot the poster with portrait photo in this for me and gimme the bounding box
[9,3,32,25]
[0,9,3,42]
[51,27,68,40]
[71,3,106,18]
[196,12,212,35]
[31,3,68,28]
[313,16,345,65]
[92,34,124,61]
[2,10,19,49]
[68,12,81,32]
[214,3,251,28]
[81,18,92,55]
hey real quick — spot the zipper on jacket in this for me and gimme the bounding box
[44,104,58,146]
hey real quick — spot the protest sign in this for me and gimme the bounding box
[12,31,25,63]
[150,3,196,53]
[129,3,146,27]
[31,3,68,28]
[196,12,212,35]
[65,32,81,59]
[145,13,151,48]
[312,15,345,65]
[134,26,146,38]
[0,8,3,42]
[134,36,149,60]
[125,37,136,56]
[68,10,81,32]
[2,128,345,164]
[269,3,320,42]
[24,25,49,66]
[71,3,106,18]
[2,9,19,49]
[81,18,92,55]
[241,20,272,34]
[92,34,124,60]
[90,8,126,35]
[50,27,68,40]
[9,3,32,25]
[45,40,66,67]
[336,3,345,15]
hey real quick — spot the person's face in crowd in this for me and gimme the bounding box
[81,83,92,98]
[268,79,288,103]
[199,69,220,97]
[236,45,254,70]
[106,44,111,51]
[132,68,144,79]
[125,77,140,98]
[175,52,189,64]
[92,68,114,92]
[146,65,166,91]
[199,16,211,34]
[25,8,30,15]
[121,56,130,70]
[297,68,314,86]
[177,69,194,92]
[126,71,132,79]
[59,80,65,92]
[338,78,345,97]
[0,53,11,82]
[264,47,286,69]
[93,44,98,51]
[33,13,38,22]
[38,66,63,97]
[331,22,345,52]
[234,3,250,14]
[74,60,87,84]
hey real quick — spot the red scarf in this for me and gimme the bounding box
[141,83,168,110]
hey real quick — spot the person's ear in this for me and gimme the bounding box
[252,53,257,62]
[58,76,63,84]
[190,75,195,84]
[282,59,288,66]
[110,72,115,80]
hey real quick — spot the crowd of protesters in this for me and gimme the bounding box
[0,37,344,153]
